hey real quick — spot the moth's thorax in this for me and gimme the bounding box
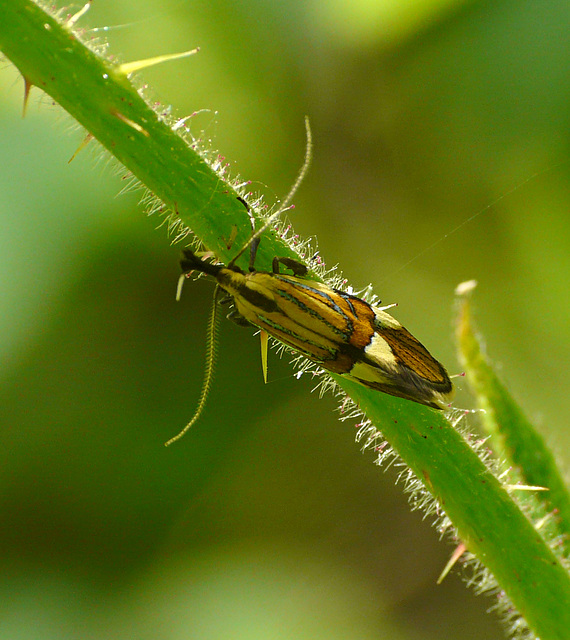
[217,268,280,317]
[216,266,248,295]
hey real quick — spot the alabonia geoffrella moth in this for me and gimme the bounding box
[165,120,453,446]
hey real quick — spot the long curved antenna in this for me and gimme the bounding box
[229,116,313,268]
[165,285,222,446]
[277,115,313,213]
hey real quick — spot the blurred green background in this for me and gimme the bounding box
[1,0,569,638]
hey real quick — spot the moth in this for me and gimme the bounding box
[165,121,453,446]
[165,237,453,446]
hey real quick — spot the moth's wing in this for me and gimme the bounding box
[347,309,454,409]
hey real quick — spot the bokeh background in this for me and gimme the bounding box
[1,0,569,638]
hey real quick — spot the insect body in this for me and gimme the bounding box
[164,119,453,446]
[180,249,454,407]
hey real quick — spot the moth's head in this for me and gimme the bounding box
[180,249,224,278]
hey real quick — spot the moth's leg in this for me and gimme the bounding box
[272,256,308,276]
[226,309,253,327]
[249,236,261,272]
[235,196,262,272]
[237,195,251,214]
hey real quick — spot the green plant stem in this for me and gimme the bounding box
[2,2,570,637]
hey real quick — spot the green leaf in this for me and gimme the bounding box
[456,282,570,557]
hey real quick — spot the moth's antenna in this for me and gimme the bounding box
[277,116,313,213]
[165,285,222,446]
[229,116,313,268]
